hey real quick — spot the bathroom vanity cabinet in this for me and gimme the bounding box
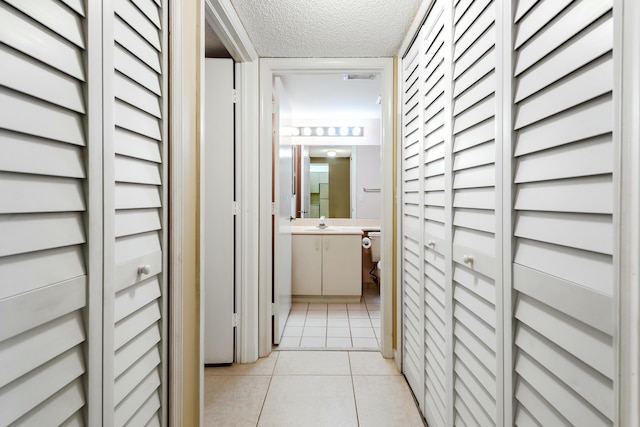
[291,230,362,301]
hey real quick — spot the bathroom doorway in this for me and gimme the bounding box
[258,59,395,358]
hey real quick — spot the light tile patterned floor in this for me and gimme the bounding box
[277,285,382,350]
[204,351,425,427]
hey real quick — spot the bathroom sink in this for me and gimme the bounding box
[302,227,338,232]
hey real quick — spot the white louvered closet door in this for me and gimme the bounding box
[451,0,499,425]
[0,1,96,425]
[511,1,615,425]
[419,1,448,426]
[401,35,425,405]
[106,0,168,425]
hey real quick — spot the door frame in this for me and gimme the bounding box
[170,0,259,425]
[258,58,396,358]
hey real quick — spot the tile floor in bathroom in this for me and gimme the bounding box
[276,284,382,350]
[204,350,425,426]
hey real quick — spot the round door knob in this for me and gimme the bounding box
[138,264,151,275]
[463,255,474,264]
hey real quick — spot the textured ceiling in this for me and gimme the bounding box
[229,0,422,57]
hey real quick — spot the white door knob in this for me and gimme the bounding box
[138,264,151,275]
[427,240,436,247]
[463,255,473,264]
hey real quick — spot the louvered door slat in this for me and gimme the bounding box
[14,378,85,426]
[0,89,85,146]
[514,0,611,75]
[515,14,612,103]
[0,3,84,81]
[0,45,85,113]
[6,0,85,48]
[0,131,85,178]
[115,0,161,50]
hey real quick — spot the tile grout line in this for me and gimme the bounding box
[347,351,362,427]
[254,351,280,427]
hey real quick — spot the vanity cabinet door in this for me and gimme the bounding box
[291,234,322,295]
[322,235,362,296]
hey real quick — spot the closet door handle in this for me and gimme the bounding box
[138,264,151,275]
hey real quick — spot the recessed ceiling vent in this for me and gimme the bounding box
[343,73,376,80]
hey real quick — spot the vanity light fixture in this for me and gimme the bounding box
[291,126,364,137]
[327,150,337,157]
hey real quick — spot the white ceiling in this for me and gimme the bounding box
[228,0,422,57]
[280,73,381,119]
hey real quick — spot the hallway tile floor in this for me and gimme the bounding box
[204,350,425,427]
[276,284,382,350]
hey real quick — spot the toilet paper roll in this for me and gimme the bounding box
[362,237,372,249]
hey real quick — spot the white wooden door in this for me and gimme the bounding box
[400,34,425,406]
[0,1,97,424]
[273,77,293,344]
[420,1,448,425]
[450,1,499,425]
[203,58,235,364]
[511,1,615,424]
[106,0,168,424]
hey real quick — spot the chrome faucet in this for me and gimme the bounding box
[318,215,327,228]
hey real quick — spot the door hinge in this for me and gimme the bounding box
[271,202,276,215]
[232,89,238,104]
[232,201,238,216]
[232,313,239,327]
[271,303,276,316]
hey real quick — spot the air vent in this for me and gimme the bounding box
[343,73,376,80]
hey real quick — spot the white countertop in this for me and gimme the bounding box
[290,226,364,235]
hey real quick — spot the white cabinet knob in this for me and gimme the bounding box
[138,264,151,275]
[427,240,436,247]
[463,255,473,264]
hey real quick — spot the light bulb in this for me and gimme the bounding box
[352,127,362,136]
[327,127,336,136]
[327,150,337,157]
[315,127,325,136]
[339,127,349,136]
[303,127,312,136]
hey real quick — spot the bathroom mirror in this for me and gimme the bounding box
[294,144,381,219]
